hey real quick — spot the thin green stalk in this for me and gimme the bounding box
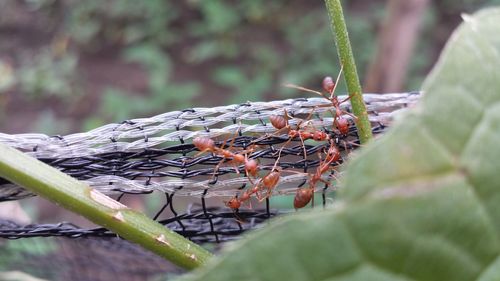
[0,143,212,269]
[324,0,373,143]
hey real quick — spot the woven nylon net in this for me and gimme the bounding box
[0,92,419,280]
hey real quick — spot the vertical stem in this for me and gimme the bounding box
[324,0,373,144]
[0,143,212,269]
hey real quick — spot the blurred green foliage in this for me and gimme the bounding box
[0,60,15,92]
[67,0,179,49]
[99,44,200,123]
[31,110,73,136]
[16,49,80,100]
[0,238,57,279]
[1,0,499,134]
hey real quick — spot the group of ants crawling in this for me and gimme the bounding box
[192,69,357,211]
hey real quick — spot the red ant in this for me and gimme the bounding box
[192,136,259,182]
[255,168,281,201]
[225,186,256,209]
[257,113,331,200]
[268,109,329,159]
[225,141,288,210]
[226,141,340,210]
[322,75,350,135]
[294,141,341,209]
[285,66,355,136]
[225,169,281,210]
[269,112,329,142]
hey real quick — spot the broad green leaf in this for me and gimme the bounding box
[177,8,500,281]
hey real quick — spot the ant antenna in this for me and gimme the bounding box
[329,64,344,100]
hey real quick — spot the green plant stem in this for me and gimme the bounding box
[324,0,373,144]
[0,143,212,269]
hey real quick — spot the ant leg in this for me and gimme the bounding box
[343,139,361,150]
[212,128,242,179]
[271,136,289,171]
[329,64,344,99]
[328,108,341,131]
[305,106,318,127]
[254,183,269,202]
[193,148,212,158]
[210,157,227,182]
[318,178,336,186]
[245,196,253,209]
[298,133,308,162]
[340,139,350,154]
[257,144,288,202]
[246,172,256,185]
[338,95,351,104]
[225,126,240,151]
[283,108,311,161]
[340,110,358,120]
[244,158,258,185]
[257,190,269,202]
[234,211,245,224]
[284,84,331,101]
[251,122,289,144]
[310,186,316,208]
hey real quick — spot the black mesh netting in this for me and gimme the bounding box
[0,93,419,280]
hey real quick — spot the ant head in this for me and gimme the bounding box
[245,159,259,177]
[193,137,215,151]
[326,143,341,162]
[313,131,328,141]
[226,197,241,209]
[336,117,349,135]
[322,76,335,94]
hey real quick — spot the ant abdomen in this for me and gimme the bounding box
[262,170,280,189]
[294,188,313,209]
[270,115,287,130]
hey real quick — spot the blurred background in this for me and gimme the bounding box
[1,0,499,136]
[1,1,500,279]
